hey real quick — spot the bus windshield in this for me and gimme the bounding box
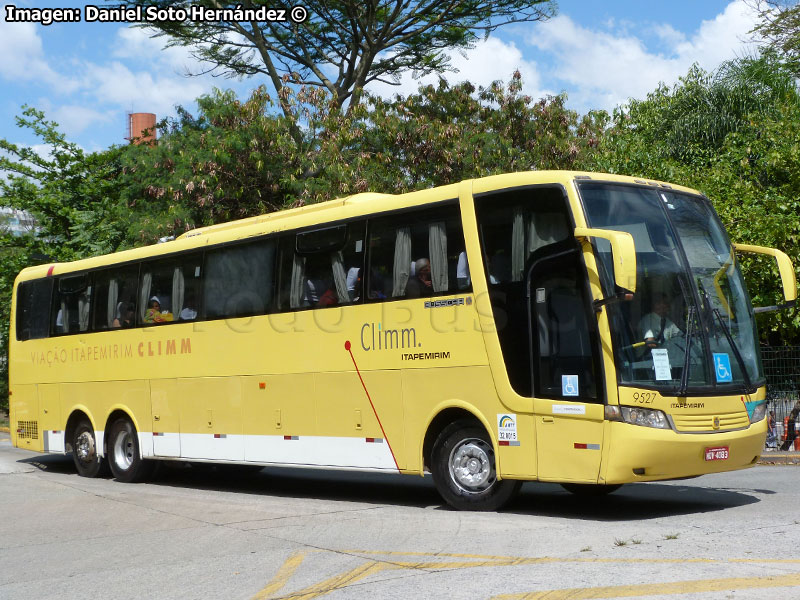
[578,182,763,393]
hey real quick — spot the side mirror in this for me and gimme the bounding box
[733,243,797,312]
[574,227,637,294]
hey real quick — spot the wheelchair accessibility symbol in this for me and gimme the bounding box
[562,374,579,397]
[713,353,732,383]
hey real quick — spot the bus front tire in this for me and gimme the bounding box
[71,418,108,478]
[432,420,521,511]
[108,417,153,483]
[561,483,622,496]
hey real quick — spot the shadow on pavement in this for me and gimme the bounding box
[18,453,766,520]
[505,480,764,521]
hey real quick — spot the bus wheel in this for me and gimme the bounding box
[108,417,153,483]
[71,418,108,478]
[561,483,622,496]
[432,420,521,511]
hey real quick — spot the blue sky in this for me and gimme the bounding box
[1,1,761,153]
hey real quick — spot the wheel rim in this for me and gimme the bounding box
[75,431,96,464]
[448,438,496,494]
[113,429,135,471]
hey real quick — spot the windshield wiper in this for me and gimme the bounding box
[678,305,695,397]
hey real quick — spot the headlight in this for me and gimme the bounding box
[620,406,671,429]
[749,402,767,423]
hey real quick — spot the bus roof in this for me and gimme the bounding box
[13,171,702,282]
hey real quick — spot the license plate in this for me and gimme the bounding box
[705,446,729,461]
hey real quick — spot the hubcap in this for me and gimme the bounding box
[113,430,134,470]
[76,431,96,464]
[448,438,495,493]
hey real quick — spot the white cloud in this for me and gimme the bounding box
[652,23,686,48]
[50,105,112,138]
[367,37,548,100]
[113,26,206,76]
[0,21,79,92]
[528,0,761,112]
[83,61,208,117]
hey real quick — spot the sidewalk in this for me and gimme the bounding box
[759,449,800,465]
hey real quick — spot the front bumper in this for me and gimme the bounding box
[603,418,766,483]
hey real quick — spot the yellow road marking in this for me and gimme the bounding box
[282,561,391,600]
[343,549,800,566]
[491,571,800,599]
[254,550,800,599]
[251,551,308,600]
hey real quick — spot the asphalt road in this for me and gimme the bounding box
[1,431,799,600]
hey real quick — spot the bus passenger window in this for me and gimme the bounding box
[16,278,53,341]
[52,274,92,335]
[205,241,274,319]
[93,266,138,331]
[140,254,202,325]
[278,221,365,311]
[366,203,468,301]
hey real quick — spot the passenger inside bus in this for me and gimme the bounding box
[144,297,173,323]
[178,291,198,321]
[406,258,433,297]
[113,302,135,328]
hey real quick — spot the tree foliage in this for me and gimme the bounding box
[0,108,128,410]
[750,0,800,75]
[122,0,555,114]
[118,72,607,241]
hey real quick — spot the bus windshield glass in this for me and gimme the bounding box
[578,182,763,393]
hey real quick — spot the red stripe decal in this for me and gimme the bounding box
[499,440,510,446]
[345,340,399,470]
[214,434,221,438]
[46,266,54,277]
[574,443,588,449]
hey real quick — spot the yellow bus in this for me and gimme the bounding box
[9,171,797,510]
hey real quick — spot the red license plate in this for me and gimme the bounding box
[705,446,729,461]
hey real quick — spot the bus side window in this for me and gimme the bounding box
[93,265,139,330]
[366,202,468,301]
[140,254,203,325]
[204,241,274,320]
[474,185,574,397]
[16,278,53,341]
[52,274,92,335]
[277,221,366,311]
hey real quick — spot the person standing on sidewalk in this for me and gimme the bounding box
[780,402,800,451]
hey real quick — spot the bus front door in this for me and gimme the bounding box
[527,244,605,483]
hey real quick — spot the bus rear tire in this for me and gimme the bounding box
[432,420,521,511]
[561,483,622,496]
[108,417,153,483]
[71,418,108,478]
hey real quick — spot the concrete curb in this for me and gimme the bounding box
[758,452,800,465]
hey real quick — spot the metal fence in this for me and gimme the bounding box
[763,346,800,450]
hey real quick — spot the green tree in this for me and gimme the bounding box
[750,0,800,75]
[118,73,607,241]
[0,107,126,411]
[118,85,373,241]
[123,0,555,117]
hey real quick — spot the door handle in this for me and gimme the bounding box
[542,416,554,423]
